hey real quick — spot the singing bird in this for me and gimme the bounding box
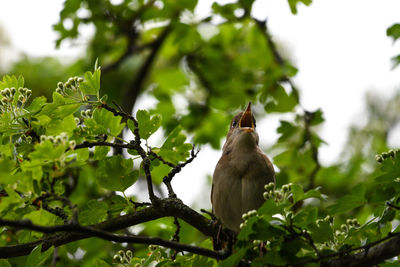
[211,102,275,233]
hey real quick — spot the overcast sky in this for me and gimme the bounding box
[0,0,399,206]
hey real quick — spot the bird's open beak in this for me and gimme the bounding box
[239,102,254,129]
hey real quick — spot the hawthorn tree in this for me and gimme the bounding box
[1,0,400,266]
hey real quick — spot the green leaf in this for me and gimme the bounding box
[154,67,188,91]
[109,195,128,214]
[291,184,304,203]
[258,199,285,218]
[219,246,249,267]
[0,75,24,90]
[95,259,111,267]
[151,163,172,184]
[309,220,333,243]
[26,96,47,113]
[76,148,90,161]
[26,245,54,267]
[80,68,101,97]
[86,108,125,136]
[0,259,12,267]
[159,126,191,164]
[292,184,324,203]
[287,0,312,14]
[79,199,108,225]
[96,155,138,191]
[293,207,318,227]
[39,92,80,119]
[212,2,239,21]
[30,140,67,162]
[0,158,16,184]
[277,120,298,143]
[264,85,298,113]
[136,109,161,139]
[390,54,400,69]
[310,109,325,125]
[328,184,366,214]
[263,250,286,265]
[46,115,76,135]
[23,209,58,226]
[94,146,110,160]
[239,0,256,11]
[0,188,24,215]
[387,24,400,42]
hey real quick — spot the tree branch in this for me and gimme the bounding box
[122,22,173,111]
[101,0,158,74]
[0,216,225,260]
[0,198,227,259]
[322,233,400,267]
[290,232,400,266]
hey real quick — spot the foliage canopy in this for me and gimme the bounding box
[1,0,400,266]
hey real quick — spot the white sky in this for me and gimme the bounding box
[1,0,400,206]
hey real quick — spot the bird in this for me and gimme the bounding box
[211,102,275,233]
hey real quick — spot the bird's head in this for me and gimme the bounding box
[223,102,259,152]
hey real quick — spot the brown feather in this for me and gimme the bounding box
[211,103,275,232]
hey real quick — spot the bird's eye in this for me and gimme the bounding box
[232,120,238,128]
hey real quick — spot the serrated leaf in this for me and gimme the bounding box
[136,110,161,139]
[46,115,76,136]
[287,0,312,14]
[39,92,80,119]
[159,126,191,164]
[80,69,101,97]
[96,155,138,191]
[264,85,298,113]
[26,96,47,114]
[79,199,108,225]
[387,24,400,42]
[87,108,125,136]
[0,75,24,90]
[277,120,298,142]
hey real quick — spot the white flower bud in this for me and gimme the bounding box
[69,140,76,150]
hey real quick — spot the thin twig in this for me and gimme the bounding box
[303,111,321,190]
[148,148,175,168]
[171,217,181,260]
[76,103,158,202]
[200,209,217,221]
[163,145,199,198]
[386,201,400,210]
